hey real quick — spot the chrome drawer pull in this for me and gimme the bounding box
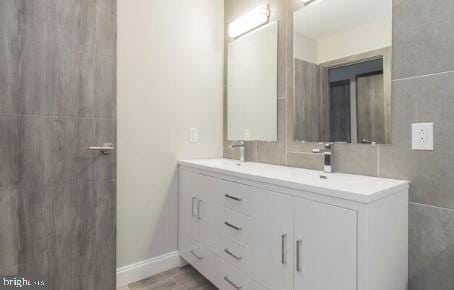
[190,250,203,260]
[296,239,302,272]
[224,221,242,231]
[224,248,242,260]
[191,197,197,217]
[225,194,242,201]
[282,234,287,265]
[224,276,242,289]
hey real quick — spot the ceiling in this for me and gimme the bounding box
[293,0,392,40]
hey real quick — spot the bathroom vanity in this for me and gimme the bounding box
[178,159,409,290]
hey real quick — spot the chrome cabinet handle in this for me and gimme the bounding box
[197,200,202,220]
[224,221,242,231]
[282,234,287,265]
[190,250,203,260]
[296,239,302,272]
[224,248,242,260]
[224,276,242,289]
[191,197,197,217]
[225,194,242,201]
[88,143,115,155]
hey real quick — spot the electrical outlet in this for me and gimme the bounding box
[412,123,433,150]
[189,128,199,143]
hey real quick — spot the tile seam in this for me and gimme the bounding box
[409,201,454,212]
[393,69,454,82]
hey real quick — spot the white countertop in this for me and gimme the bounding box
[179,158,409,203]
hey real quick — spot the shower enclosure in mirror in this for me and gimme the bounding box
[293,0,392,144]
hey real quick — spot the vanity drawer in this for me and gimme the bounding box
[219,235,250,273]
[219,260,268,290]
[179,231,204,270]
[222,207,254,246]
[221,180,258,217]
[179,231,220,287]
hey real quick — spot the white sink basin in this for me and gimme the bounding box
[179,158,409,203]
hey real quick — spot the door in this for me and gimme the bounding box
[0,1,116,289]
[294,198,357,290]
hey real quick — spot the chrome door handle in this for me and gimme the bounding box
[88,143,115,155]
[225,194,242,201]
[224,248,242,260]
[191,197,197,217]
[224,276,242,289]
[197,200,202,220]
[282,234,287,265]
[296,239,302,272]
[224,221,242,231]
[190,250,203,260]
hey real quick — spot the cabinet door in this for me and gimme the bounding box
[294,198,357,290]
[179,169,223,252]
[250,188,294,290]
[179,169,203,238]
[198,174,223,251]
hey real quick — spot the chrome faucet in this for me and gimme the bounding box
[312,143,333,173]
[231,141,246,162]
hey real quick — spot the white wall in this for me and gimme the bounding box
[293,33,318,64]
[317,18,392,63]
[117,0,224,268]
[294,18,391,65]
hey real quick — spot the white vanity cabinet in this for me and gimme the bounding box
[178,159,409,290]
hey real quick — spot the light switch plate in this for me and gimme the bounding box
[189,128,199,143]
[412,123,433,150]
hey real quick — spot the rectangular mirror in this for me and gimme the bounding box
[228,22,278,141]
[293,0,392,144]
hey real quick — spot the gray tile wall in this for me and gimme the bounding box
[0,0,116,289]
[224,0,454,288]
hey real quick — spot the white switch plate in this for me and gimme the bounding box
[412,123,433,150]
[189,128,199,143]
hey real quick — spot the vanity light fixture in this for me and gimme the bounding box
[228,4,270,38]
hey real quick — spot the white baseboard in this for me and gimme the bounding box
[116,251,186,287]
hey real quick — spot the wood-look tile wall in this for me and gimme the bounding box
[0,0,116,289]
[224,0,454,289]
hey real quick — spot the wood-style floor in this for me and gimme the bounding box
[118,265,217,290]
